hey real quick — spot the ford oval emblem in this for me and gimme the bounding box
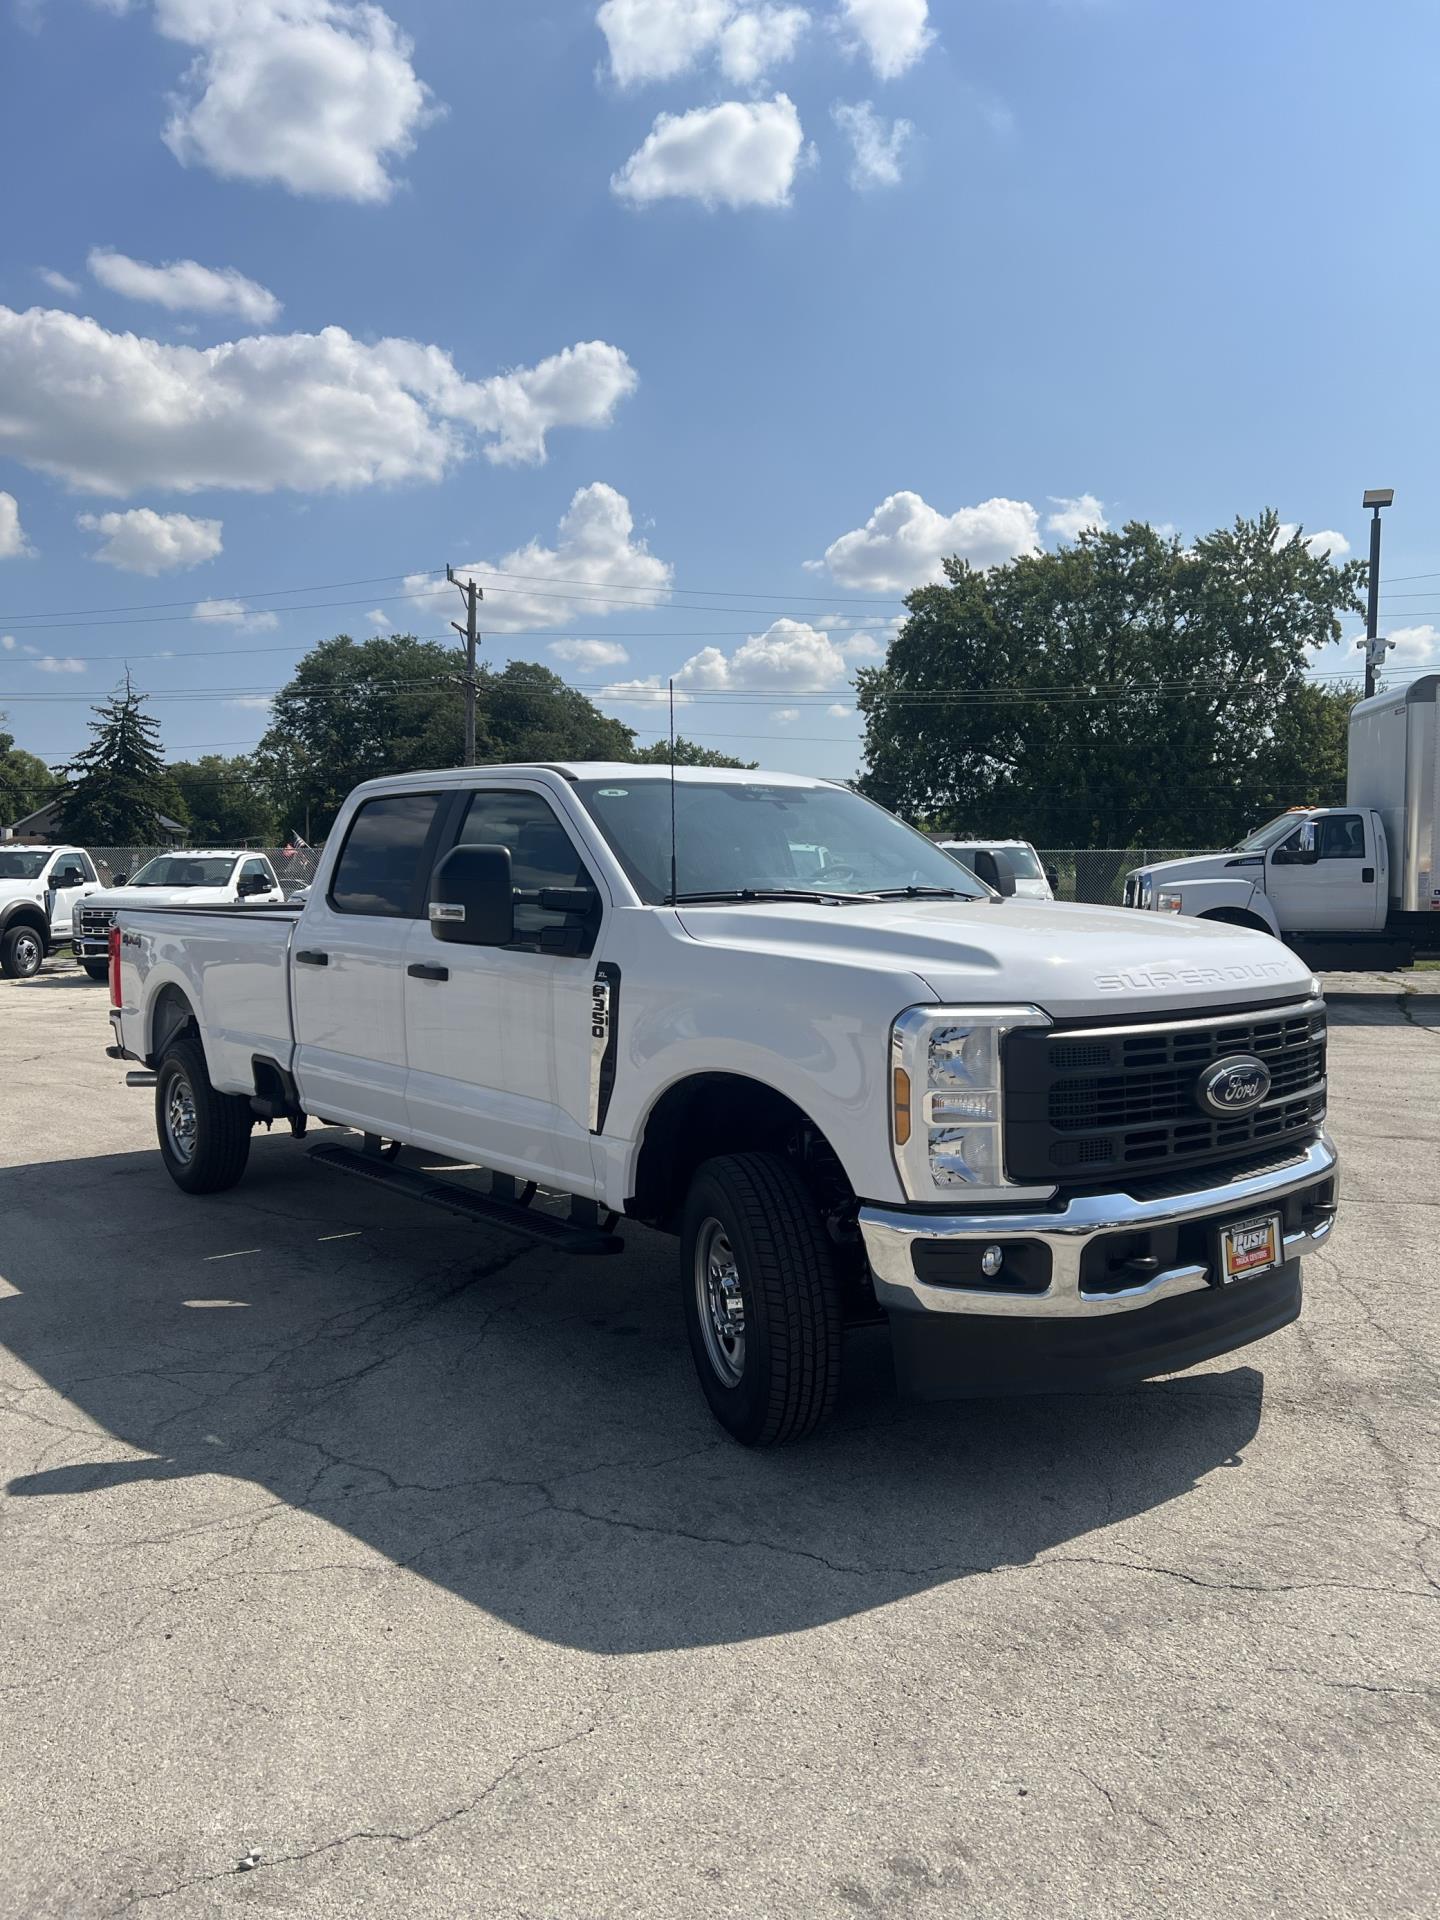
[1197,1054,1272,1117]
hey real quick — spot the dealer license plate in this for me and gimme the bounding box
[1216,1212,1283,1286]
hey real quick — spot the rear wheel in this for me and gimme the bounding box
[680,1151,842,1446]
[82,961,111,983]
[155,1037,252,1194]
[1,925,45,978]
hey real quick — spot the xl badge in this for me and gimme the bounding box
[1197,1054,1271,1117]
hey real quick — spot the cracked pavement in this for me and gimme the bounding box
[2,964,1437,1918]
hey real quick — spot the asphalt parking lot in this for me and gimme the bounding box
[2,961,1437,1919]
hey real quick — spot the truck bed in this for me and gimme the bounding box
[114,902,299,1096]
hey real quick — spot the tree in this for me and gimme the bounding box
[168,755,277,845]
[254,635,638,837]
[0,718,54,827]
[57,675,176,843]
[629,736,756,769]
[856,513,1366,848]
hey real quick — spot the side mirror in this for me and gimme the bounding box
[971,850,1016,896]
[237,874,270,897]
[429,843,515,947]
[112,874,128,888]
[1272,845,1318,868]
[1044,864,1060,894]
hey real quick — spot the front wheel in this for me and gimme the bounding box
[680,1152,843,1446]
[1,925,45,978]
[155,1038,253,1194]
[82,960,111,983]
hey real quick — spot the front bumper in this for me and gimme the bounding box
[859,1133,1338,1396]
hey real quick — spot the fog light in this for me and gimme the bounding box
[980,1244,1005,1277]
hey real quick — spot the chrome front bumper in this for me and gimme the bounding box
[859,1133,1339,1320]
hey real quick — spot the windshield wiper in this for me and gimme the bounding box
[860,885,971,900]
[666,887,867,906]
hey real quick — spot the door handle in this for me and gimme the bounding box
[1362,867,1375,883]
[407,962,449,982]
[296,949,329,967]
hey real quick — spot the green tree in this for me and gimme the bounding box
[629,736,756,769]
[168,755,278,845]
[856,513,1365,848]
[0,718,54,827]
[57,676,175,843]
[254,635,637,837]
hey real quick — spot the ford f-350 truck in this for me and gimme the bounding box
[0,844,101,977]
[107,763,1340,1445]
[1124,673,1440,968]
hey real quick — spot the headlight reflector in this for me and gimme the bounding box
[889,1004,1053,1202]
[1157,890,1184,913]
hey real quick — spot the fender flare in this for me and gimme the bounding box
[0,900,51,946]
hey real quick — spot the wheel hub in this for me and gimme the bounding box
[165,1075,198,1165]
[695,1217,746,1387]
[15,932,40,972]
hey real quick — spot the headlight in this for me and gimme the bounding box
[889,1005,1054,1203]
[1157,890,1184,913]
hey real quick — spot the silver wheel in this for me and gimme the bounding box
[164,1071,198,1166]
[694,1216,746,1387]
[13,931,41,975]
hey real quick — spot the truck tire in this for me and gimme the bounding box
[82,961,111,983]
[1,924,45,978]
[680,1151,843,1446]
[155,1037,252,1195]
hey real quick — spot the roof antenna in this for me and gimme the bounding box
[668,677,679,905]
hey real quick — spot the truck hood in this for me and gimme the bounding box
[0,879,48,904]
[673,896,1314,1020]
[92,886,232,909]
[1131,853,1254,885]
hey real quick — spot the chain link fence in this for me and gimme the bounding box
[1036,849,1223,905]
[86,845,324,895]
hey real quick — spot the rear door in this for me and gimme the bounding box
[403,784,606,1191]
[291,791,450,1134]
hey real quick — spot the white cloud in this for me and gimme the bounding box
[135,0,439,202]
[612,95,807,210]
[367,608,390,627]
[410,483,672,634]
[88,247,281,325]
[600,616,881,711]
[35,267,80,297]
[1277,523,1351,560]
[33,655,85,674]
[1045,493,1108,542]
[0,491,34,559]
[194,597,279,631]
[831,100,912,188]
[548,638,631,667]
[1386,624,1440,670]
[816,490,1040,592]
[772,706,799,723]
[826,702,851,718]
[597,2,807,88]
[0,307,637,493]
[77,507,224,574]
[0,635,15,651]
[227,693,276,712]
[838,0,933,79]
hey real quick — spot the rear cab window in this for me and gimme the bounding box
[329,792,447,917]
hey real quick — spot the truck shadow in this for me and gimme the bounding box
[0,1137,1265,1654]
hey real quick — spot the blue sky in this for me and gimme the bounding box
[2,0,1438,783]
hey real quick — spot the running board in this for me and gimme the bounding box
[307,1143,624,1256]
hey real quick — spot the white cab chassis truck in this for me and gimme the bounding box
[1125,674,1440,969]
[73,850,283,982]
[108,764,1340,1445]
[0,845,101,977]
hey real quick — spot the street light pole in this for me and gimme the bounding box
[1359,487,1395,699]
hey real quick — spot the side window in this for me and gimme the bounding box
[1316,815,1365,861]
[78,853,98,883]
[330,793,444,917]
[455,790,594,948]
[241,858,271,887]
[51,855,87,887]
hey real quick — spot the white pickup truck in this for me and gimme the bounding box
[72,849,283,982]
[0,844,101,977]
[107,763,1340,1445]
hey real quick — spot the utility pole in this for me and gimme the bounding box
[447,565,483,766]
[1358,488,1395,699]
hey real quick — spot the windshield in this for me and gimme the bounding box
[127,855,238,889]
[1234,814,1307,853]
[0,850,48,880]
[572,779,991,904]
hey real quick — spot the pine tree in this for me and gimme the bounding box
[58,674,172,843]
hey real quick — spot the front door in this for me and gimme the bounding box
[291,791,449,1134]
[47,854,95,938]
[1266,813,1379,933]
[403,786,606,1192]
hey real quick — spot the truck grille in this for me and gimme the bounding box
[76,905,116,939]
[1005,1002,1327,1185]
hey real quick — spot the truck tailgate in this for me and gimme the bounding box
[116,906,297,1095]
